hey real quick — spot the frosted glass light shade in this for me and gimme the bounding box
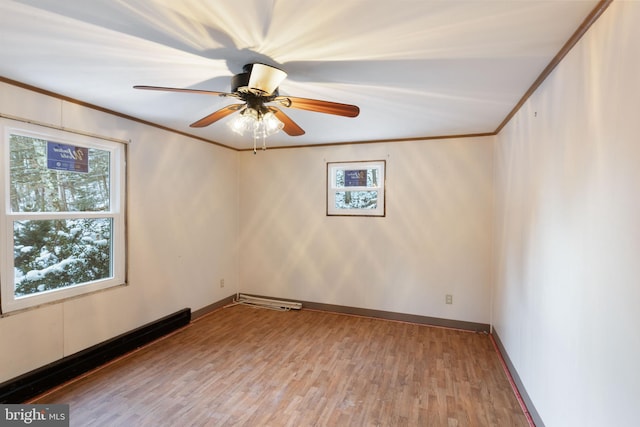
[227,108,283,138]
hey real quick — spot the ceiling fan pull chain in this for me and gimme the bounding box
[253,132,258,155]
[262,129,267,151]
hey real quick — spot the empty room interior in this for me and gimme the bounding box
[0,1,639,426]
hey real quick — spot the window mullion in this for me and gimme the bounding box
[7,211,116,221]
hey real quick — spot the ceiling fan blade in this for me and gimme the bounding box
[247,64,287,95]
[269,107,305,136]
[190,104,244,128]
[275,96,360,118]
[133,85,232,97]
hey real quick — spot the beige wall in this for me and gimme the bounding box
[492,2,640,426]
[239,137,494,323]
[0,82,239,382]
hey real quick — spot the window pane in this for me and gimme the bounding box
[9,134,111,213]
[13,218,113,297]
[335,191,378,209]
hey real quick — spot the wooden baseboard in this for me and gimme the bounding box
[304,300,490,332]
[491,329,545,427]
[191,294,235,320]
[234,293,490,332]
[0,308,191,403]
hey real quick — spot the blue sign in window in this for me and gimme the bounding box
[47,142,89,173]
[344,169,367,187]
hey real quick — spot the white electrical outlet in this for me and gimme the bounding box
[445,294,453,304]
[220,279,225,288]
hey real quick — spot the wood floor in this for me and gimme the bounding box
[35,305,530,426]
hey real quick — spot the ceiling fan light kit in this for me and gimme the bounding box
[134,63,359,153]
[227,108,284,153]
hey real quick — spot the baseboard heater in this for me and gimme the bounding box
[0,308,191,403]
[232,294,302,311]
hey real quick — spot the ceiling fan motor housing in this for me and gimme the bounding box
[232,63,286,96]
[230,71,250,93]
[231,72,280,96]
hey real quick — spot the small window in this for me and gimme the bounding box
[327,160,386,216]
[1,120,126,313]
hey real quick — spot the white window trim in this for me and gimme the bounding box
[327,160,386,217]
[0,119,126,313]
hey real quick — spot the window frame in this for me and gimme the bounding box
[0,119,127,314]
[326,160,386,217]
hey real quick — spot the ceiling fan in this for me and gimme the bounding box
[133,63,360,145]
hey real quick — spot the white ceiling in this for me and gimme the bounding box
[0,0,601,150]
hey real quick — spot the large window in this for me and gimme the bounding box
[1,120,126,313]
